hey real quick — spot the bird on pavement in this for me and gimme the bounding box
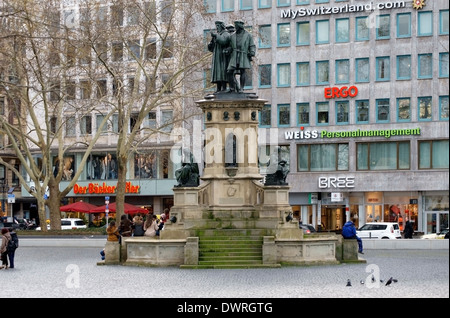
[346,279,352,287]
[385,277,393,286]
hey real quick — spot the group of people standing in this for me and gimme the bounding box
[106,209,169,242]
[1,227,19,270]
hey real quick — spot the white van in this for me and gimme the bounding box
[356,222,401,239]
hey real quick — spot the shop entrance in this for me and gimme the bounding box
[320,205,346,232]
[365,204,383,223]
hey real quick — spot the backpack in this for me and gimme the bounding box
[7,235,18,252]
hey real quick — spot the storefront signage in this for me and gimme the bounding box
[285,127,421,140]
[281,1,407,19]
[324,86,358,99]
[319,177,355,189]
[331,193,344,202]
[73,182,140,195]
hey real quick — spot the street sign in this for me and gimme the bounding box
[7,194,15,203]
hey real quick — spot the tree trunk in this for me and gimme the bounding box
[47,181,62,230]
[115,152,128,223]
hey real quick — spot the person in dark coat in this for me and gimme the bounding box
[118,214,132,237]
[403,216,414,239]
[342,220,364,254]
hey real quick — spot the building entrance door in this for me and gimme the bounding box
[320,205,345,231]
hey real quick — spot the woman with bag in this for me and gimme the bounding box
[143,215,159,237]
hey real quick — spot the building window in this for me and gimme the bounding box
[316,20,329,44]
[418,11,433,36]
[298,143,349,172]
[376,15,390,40]
[80,81,91,100]
[277,63,291,87]
[96,114,108,134]
[418,96,432,121]
[80,115,92,135]
[127,5,140,26]
[376,57,390,81]
[112,42,123,62]
[240,0,253,10]
[145,39,157,60]
[335,59,349,84]
[128,40,141,61]
[259,25,272,48]
[336,101,349,125]
[356,16,369,41]
[356,100,369,123]
[259,0,272,9]
[278,104,290,127]
[161,110,173,132]
[317,102,329,125]
[204,0,217,13]
[147,111,157,129]
[65,81,76,100]
[296,22,310,45]
[259,64,272,88]
[440,10,449,35]
[356,58,369,82]
[397,13,411,38]
[418,54,432,79]
[336,18,349,43]
[376,99,390,122]
[316,61,329,85]
[96,79,107,98]
[357,142,410,171]
[277,23,291,47]
[66,116,76,137]
[419,140,449,169]
[440,96,449,121]
[440,53,449,78]
[49,81,61,101]
[397,98,411,122]
[260,105,271,127]
[397,55,411,80]
[111,5,124,27]
[277,0,291,7]
[297,103,310,126]
[297,62,310,86]
[222,0,234,12]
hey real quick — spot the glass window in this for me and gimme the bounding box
[356,58,369,82]
[376,99,390,122]
[376,15,390,39]
[277,64,291,87]
[316,61,329,85]
[278,104,290,127]
[397,13,411,38]
[278,23,291,47]
[316,20,329,44]
[85,153,117,180]
[397,55,411,80]
[336,101,349,125]
[259,25,272,48]
[336,18,349,42]
[222,0,234,12]
[96,114,108,133]
[440,10,449,35]
[440,96,449,120]
[260,105,271,127]
[65,81,76,100]
[418,54,432,79]
[376,57,390,81]
[418,11,433,36]
[440,53,449,78]
[147,111,157,129]
[297,103,310,125]
[145,39,157,60]
[259,64,272,87]
[204,0,217,13]
[298,143,349,172]
[240,0,252,10]
[419,140,449,169]
[356,100,369,123]
[259,0,272,9]
[297,22,310,45]
[356,16,369,41]
[134,151,158,179]
[277,0,291,6]
[161,110,173,132]
[357,142,410,171]
[397,98,411,122]
[317,102,329,125]
[127,5,140,26]
[80,81,91,100]
[418,96,432,121]
[80,115,92,135]
[336,59,349,84]
[66,116,76,137]
[297,62,310,86]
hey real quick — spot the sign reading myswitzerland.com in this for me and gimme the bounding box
[284,127,421,140]
[281,1,407,19]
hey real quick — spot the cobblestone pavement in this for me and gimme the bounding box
[2,247,448,299]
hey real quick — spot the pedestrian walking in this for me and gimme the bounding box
[1,228,11,269]
[403,216,414,239]
[7,228,18,268]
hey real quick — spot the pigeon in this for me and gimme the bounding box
[393,279,398,283]
[360,280,365,285]
[371,275,376,283]
[346,279,352,287]
[385,277,393,286]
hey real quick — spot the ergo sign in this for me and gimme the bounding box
[324,86,358,99]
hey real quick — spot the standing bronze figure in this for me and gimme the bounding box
[208,21,231,93]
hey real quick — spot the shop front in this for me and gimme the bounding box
[423,192,449,234]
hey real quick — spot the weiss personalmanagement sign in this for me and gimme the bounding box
[281,1,407,19]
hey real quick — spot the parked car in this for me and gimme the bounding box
[421,228,449,240]
[356,222,401,239]
[299,224,316,234]
[36,218,87,230]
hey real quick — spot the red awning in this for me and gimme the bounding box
[60,201,99,214]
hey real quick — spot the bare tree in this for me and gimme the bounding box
[1,0,210,227]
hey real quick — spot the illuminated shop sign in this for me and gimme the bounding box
[281,1,407,19]
[73,182,140,195]
[285,127,421,140]
[324,86,358,99]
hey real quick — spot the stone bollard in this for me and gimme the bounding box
[104,241,121,265]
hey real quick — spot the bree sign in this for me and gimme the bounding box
[319,177,355,189]
[324,86,358,99]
